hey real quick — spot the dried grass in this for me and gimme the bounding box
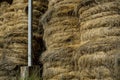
[72,0,120,79]
[81,27,120,42]
[0,1,28,79]
[80,2,120,20]
[81,15,120,30]
[41,47,79,80]
[43,17,80,49]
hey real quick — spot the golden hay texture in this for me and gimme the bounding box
[41,0,80,49]
[0,0,28,80]
[41,0,80,80]
[41,47,80,80]
[73,0,120,79]
[2,0,28,65]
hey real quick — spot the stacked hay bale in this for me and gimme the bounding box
[3,0,28,65]
[0,1,17,80]
[32,0,48,65]
[0,0,28,79]
[74,0,120,79]
[41,0,81,79]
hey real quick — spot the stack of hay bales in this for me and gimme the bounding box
[32,0,48,65]
[41,0,81,79]
[74,0,120,79]
[3,0,28,65]
[0,0,28,79]
[0,1,16,80]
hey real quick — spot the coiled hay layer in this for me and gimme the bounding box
[42,0,80,49]
[41,47,80,80]
[41,0,80,80]
[74,49,119,80]
[76,1,120,42]
[74,0,120,79]
[3,2,28,65]
[0,0,28,79]
[44,17,80,49]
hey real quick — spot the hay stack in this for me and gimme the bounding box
[2,0,28,65]
[0,0,28,79]
[74,0,120,79]
[42,0,80,50]
[41,48,80,80]
[32,0,48,65]
[41,0,80,79]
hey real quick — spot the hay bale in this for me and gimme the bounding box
[79,66,113,80]
[41,0,81,79]
[41,47,79,80]
[41,1,80,49]
[3,8,28,65]
[72,0,120,79]
[43,17,80,49]
[0,0,28,79]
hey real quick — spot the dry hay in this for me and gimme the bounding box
[41,0,80,79]
[41,0,80,49]
[41,47,80,80]
[0,1,11,14]
[0,0,28,79]
[43,17,80,49]
[75,0,120,54]
[79,66,113,80]
[74,48,120,79]
[48,0,80,8]
[75,0,120,16]
[0,62,19,80]
[71,0,120,79]
[81,26,120,42]
[41,0,80,25]
[3,7,28,65]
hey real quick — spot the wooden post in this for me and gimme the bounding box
[20,66,40,80]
